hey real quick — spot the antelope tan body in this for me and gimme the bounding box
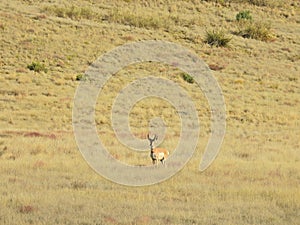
[150,148,169,165]
[147,134,169,165]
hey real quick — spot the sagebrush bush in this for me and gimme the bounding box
[236,21,274,41]
[236,10,252,21]
[204,30,232,47]
[181,73,194,84]
[76,74,86,81]
[27,62,47,73]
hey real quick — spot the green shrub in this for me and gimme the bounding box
[236,10,252,21]
[27,62,47,73]
[181,73,194,84]
[204,30,232,47]
[76,74,86,81]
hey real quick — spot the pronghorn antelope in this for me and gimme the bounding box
[147,134,169,165]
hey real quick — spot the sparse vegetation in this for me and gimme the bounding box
[204,30,232,47]
[104,8,201,29]
[43,5,201,29]
[246,0,273,7]
[204,0,290,7]
[75,73,86,81]
[236,20,275,41]
[43,5,95,20]
[105,9,166,29]
[236,10,252,21]
[27,62,48,73]
[181,72,194,84]
[235,8,275,42]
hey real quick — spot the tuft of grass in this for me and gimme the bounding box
[204,30,232,47]
[181,72,194,84]
[236,10,252,21]
[19,205,35,214]
[104,9,201,30]
[236,21,275,42]
[71,180,87,189]
[105,9,169,29]
[27,62,48,73]
[247,0,272,7]
[43,5,95,20]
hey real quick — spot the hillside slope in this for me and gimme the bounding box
[0,0,299,224]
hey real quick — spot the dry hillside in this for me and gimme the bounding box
[0,0,299,224]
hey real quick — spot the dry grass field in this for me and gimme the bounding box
[0,0,299,224]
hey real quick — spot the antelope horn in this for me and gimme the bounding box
[147,134,156,141]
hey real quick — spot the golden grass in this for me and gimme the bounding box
[236,20,275,41]
[0,0,299,224]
